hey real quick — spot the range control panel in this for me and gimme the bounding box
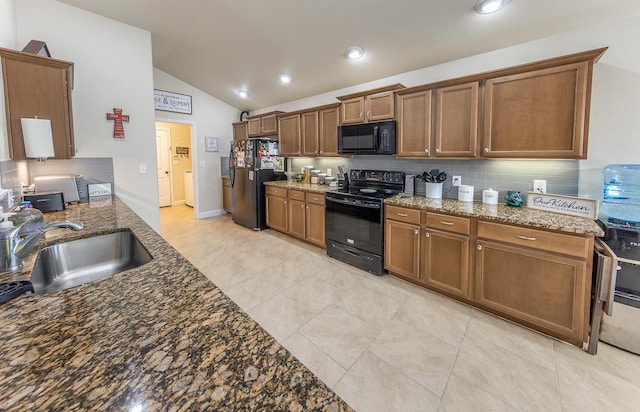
[349,169,405,184]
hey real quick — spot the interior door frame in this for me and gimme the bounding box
[155,118,198,219]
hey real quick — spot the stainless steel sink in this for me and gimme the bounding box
[30,230,152,295]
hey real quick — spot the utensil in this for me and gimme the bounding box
[436,172,447,183]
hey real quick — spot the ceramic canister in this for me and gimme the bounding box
[482,188,498,205]
[458,185,474,202]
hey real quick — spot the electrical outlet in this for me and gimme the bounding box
[139,164,147,174]
[533,179,547,193]
[452,176,461,187]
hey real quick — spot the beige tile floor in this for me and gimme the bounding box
[160,205,640,411]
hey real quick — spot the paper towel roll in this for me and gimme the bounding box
[482,189,498,205]
[458,185,474,202]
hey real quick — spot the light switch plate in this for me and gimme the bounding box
[139,164,147,174]
[533,179,547,193]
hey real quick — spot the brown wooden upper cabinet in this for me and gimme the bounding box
[247,111,282,136]
[482,62,589,158]
[278,113,301,156]
[0,47,75,160]
[337,84,404,125]
[278,103,341,157]
[396,82,478,158]
[232,121,248,141]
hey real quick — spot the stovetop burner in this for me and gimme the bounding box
[329,169,405,200]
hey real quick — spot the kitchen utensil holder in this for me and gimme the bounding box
[425,182,443,199]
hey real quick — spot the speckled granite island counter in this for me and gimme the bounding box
[0,198,351,411]
[385,195,604,236]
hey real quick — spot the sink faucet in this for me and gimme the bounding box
[1,219,84,272]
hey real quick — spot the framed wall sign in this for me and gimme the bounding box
[154,89,192,114]
[526,192,599,219]
[205,137,218,152]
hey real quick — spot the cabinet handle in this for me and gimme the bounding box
[425,232,430,238]
[312,197,319,201]
[414,229,419,235]
[483,148,489,153]
[435,148,440,153]
[360,112,364,121]
[284,200,287,205]
[397,213,409,217]
[306,205,308,209]
[366,111,370,120]
[425,149,429,154]
[515,235,537,241]
[440,221,454,226]
[477,244,483,250]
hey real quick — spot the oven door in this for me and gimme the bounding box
[325,194,383,255]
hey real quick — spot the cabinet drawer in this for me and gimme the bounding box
[288,189,306,200]
[385,206,420,225]
[477,221,590,258]
[305,192,325,206]
[266,186,287,197]
[425,212,470,235]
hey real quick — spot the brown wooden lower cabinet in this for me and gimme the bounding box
[384,206,594,346]
[266,187,287,233]
[266,186,326,248]
[222,177,232,214]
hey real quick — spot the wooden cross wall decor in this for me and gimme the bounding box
[106,108,130,138]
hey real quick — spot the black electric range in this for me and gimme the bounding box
[325,169,405,275]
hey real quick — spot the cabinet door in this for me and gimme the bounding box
[301,111,319,156]
[366,90,396,121]
[422,229,470,298]
[261,114,278,135]
[319,106,339,156]
[482,62,589,158]
[247,118,262,136]
[233,122,248,141]
[2,55,74,160]
[266,195,287,232]
[475,240,588,342]
[396,90,432,157]
[341,97,365,124]
[434,82,478,157]
[222,178,232,213]
[278,114,301,156]
[384,219,420,280]
[306,203,325,247]
[287,198,306,239]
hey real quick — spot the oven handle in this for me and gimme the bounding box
[326,196,381,209]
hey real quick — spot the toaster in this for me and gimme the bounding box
[33,175,80,204]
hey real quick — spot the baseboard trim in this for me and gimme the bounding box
[198,209,227,219]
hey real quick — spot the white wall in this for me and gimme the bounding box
[13,0,160,231]
[258,14,640,205]
[0,0,17,161]
[153,69,239,218]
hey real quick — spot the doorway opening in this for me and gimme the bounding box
[155,120,196,219]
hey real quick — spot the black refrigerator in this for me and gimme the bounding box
[230,137,286,230]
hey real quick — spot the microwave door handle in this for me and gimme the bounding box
[373,125,379,150]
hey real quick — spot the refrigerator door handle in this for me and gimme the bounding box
[229,147,235,187]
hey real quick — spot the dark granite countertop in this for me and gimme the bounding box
[0,198,351,411]
[385,195,604,237]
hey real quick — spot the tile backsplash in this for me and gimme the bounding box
[290,157,579,202]
[0,157,114,205]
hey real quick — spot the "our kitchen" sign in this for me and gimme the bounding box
[526,192,599,219]
[154,89,192,114]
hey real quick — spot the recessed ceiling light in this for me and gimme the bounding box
[238,90,248,98]
[474,0,509,14]
[279,74,292,84]
[346,46,364,60]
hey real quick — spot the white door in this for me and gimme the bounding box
[156,128,172,207]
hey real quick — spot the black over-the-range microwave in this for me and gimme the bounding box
[337,120,396,155]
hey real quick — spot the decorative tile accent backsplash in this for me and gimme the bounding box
[0,158,114,205]
[290,157,579,202]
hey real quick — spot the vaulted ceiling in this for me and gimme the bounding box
[58,0,640,111]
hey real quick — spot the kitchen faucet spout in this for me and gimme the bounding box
[1,219,84,272]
